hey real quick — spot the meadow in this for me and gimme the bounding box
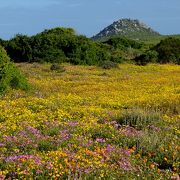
[0,63,179,179]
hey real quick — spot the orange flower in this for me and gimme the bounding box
[150,164,155,169]
[64,158,70,166]
[143,158,147,163]
[129,149,135,154]
[136,154,141,158]
[132,146,136,150]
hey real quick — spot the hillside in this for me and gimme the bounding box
[92,18,161,41]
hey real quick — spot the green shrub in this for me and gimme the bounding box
[110,54,124,63]
[134,50,158,66]
[99,60,118,69]
[47,127,60,136]
[0,46,29,94]
[154,37,180,64]
[104,37,143,50]
[38,140,57,152]
[4,28,111,66]
[6,34,32,62]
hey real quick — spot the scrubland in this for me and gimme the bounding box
[0,63,179,179]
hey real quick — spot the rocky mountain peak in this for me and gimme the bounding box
[92,18,160,40]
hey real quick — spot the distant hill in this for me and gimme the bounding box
[92,18,161,41]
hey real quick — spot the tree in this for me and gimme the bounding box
[0,45,29,94]
[6,34,32,62]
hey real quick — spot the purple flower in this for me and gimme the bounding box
[68,121,78,127]
[26,126,42,137]
[96,138,106,143]
[106,144,115,152]
[5,155,41,165]
[147,125,161,132]
[58,130,71,141]
[36,169,43,174]
[121,126,141,137]
[0,143,5,147]
[121,149,131,157]
[118,157,133,171]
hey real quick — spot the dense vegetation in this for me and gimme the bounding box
[103,37,143,50]
[0,27,180,66]
[154,37,180,64]
[134,37,180,65]
[0,63,179,179]
[0,46,29,95]
[3,28,112,65]
[103,37,146,61]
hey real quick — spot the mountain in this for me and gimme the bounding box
[92,18,161,41]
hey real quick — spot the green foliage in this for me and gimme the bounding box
[0,38,6,47]
[46,127,60,136]
[3,27,180,66]
[0,46,29,94]
[104,37,143,50]
[110,53,124,63]
[134,50,158,66]
[103,37,145,61]
[38,140,57,152]
[4,27,111,65]
[154,37,180,64]
[6,34,32,62]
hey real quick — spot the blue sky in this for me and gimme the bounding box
[0,0,180,39]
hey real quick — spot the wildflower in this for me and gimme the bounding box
[173,167,177,172]
[143,158,147,163]
[157,169,161,174]
[150,164,155,169]
[96,138,106,143]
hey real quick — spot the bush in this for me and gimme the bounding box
[5,34,32,62]
[99,60,118,69]
[38,140,57,152]
[134,50,158,66]
[0,46,29,94]
[4,28,111,66]
[104,37,143,50]
[154,37,180,64]
[110,53,124,63]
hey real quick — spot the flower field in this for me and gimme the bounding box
[0,63,179,179]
